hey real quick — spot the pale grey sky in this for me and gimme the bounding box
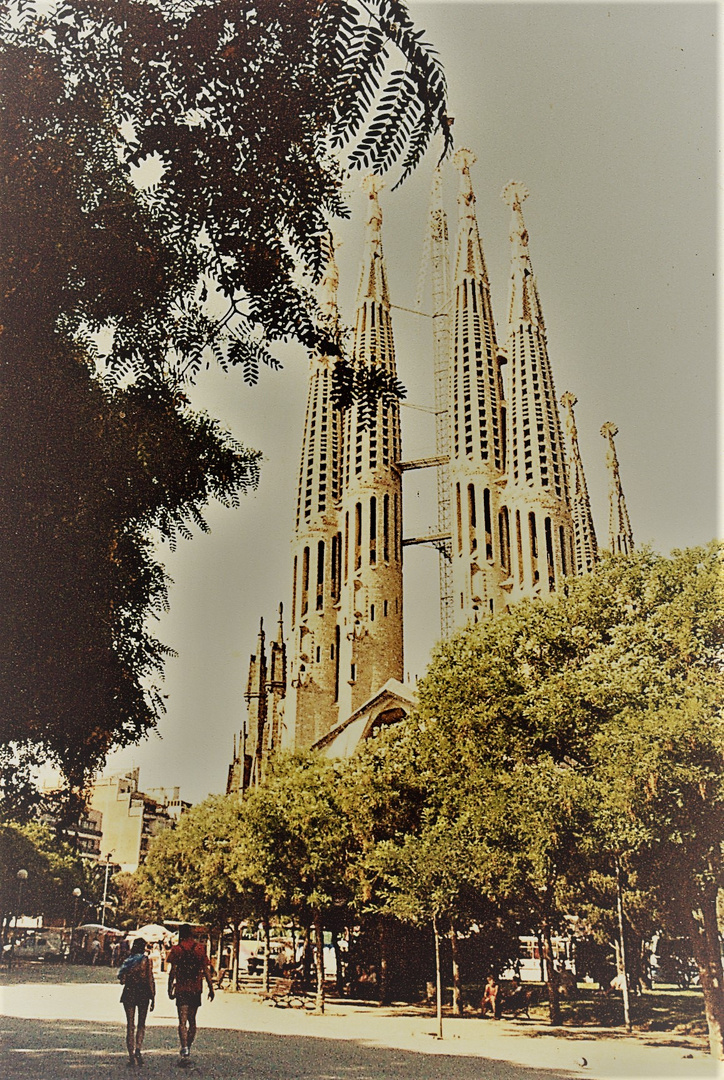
[106,1,719,805]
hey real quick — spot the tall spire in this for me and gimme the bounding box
[601,421,634,554]
[560,392,598,574]
[502,180,573,597]
[357,174,390,307]
[453,149,492,285]
[502,181,545,331]
[447,149,508,624]
[337,173,403,717]
[287,243,344,749]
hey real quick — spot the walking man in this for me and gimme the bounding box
[167,925,214,1066]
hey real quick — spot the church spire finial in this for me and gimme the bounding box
[560,391,598,574]
[357,174,389,306]
[319,233,341,329]
[502,180,544,329]
[451,148,490,284]
[601,421,634,555]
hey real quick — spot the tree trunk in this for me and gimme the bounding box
[313,908,325,1014]
[541,918,562,1025]
[262,910,271,995]
[686,896,724,1059]
[449,920,462,1016]
[614,858,632,1031]
[331,927,344,997]
[379,916,391,1005]
[433,912,443,1039]
[215,928,223,979]
[232,922,240,991]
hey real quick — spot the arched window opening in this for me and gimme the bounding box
[383,494,390,561]
[483,487,493,561]
[370,496,377,564]
[499,506,511,574]
[468,483,477,553]
[301,546,309,616]
[354,502,362,571]
[316,540,325,610]
[528,512,539,585]
[544,516,555,591]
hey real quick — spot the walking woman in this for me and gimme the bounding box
[118,938,155,1066]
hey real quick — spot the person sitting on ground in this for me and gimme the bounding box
[167,924,214,1066]
[118,938,155,1068]
[501,976,528,1017]
[481,974,501,1018]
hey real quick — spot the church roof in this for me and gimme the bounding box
[313,678,416,758]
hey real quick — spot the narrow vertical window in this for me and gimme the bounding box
[516,510,524,585]
[291,555,298,627]
[370,604,375,622]
[334,625,340,701]
[344,511,349,583]
[316,539,325,610]
[394,493,400,560]
[383,494,390,561]
[483,487,493,561]
[301,546,309,616]
[559,524,567,578]
[330,534,339,603]
[369,496,377,564]
[529,512,539,584]
[355,502,362,570]
[468,483,477,553]
[456,483,463,554]
[499,507,510,574]
[545,516,555,591]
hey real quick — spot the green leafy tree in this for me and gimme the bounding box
[0,0,451,795]
[239,753,357,1013]
[112,870,165,933]
[141,795,251,937]
[0,820,88,940]
[415,543,724,1052]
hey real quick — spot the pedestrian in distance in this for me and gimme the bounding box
[118,938,155,1067]
[481,973,501,1018]
[90,937,101,965]
[167,924,214,1066]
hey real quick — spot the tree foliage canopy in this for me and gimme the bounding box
[0,0,450,794]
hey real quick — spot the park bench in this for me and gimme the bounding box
[259,975,315,1010]
[500,984,540,1019]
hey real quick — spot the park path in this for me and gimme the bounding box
[0,969,717,1080]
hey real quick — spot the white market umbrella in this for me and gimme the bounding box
[132,923,173,943]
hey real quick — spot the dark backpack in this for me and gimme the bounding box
[122,955,148,988]
[175,943,203,983]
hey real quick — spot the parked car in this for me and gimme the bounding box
[13,931,67,962]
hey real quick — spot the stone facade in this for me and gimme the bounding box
[227,152,634,783]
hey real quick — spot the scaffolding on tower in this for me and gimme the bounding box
[417,163,454,639]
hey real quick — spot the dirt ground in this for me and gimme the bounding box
[0,964,718,1079]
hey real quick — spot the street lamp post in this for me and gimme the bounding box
[100,853,113,929]
[8,869,28,970]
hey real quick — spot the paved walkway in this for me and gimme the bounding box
[0,968,718,1079]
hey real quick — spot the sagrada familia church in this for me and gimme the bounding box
[227,149,634,794]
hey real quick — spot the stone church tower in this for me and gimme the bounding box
[228,152,636,784]
[448,149,508,628]
[284,243,344,748]
[336,175,404,719]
